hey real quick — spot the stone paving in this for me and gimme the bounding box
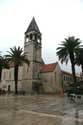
[0,94,83,125]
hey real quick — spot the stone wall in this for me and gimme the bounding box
[41,63,62,94]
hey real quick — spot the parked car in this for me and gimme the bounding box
[67,84,82,97]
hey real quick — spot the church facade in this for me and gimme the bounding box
[0,18,77,94]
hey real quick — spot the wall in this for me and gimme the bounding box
[0,66,23,92]
[41,63,62,94]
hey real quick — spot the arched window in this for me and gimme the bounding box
[30,34,32,40]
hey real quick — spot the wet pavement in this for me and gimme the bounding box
[0,94,83,125]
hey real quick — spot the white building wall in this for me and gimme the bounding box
[0,66,23,92]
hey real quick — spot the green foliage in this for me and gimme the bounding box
[6,46,30,66]
[56,36,81,64]
[0,55,9,81]
[6,46,30,94]
[75,47,83,73]
[56,36,81,84]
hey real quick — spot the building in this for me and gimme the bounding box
[0,17,80,94]
[40,62,62,93]
[61,70,80,91]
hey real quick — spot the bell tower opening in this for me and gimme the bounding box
[25,32,41,43]
[24,17,41,44]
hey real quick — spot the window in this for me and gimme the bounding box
[64,76,66,81]
[67,76,68,81]
[30,34,32,40]
[35,34,37,40]
[69,77,71,81]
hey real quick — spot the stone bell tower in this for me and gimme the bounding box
[23,17,42,93]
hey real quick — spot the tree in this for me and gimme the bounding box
[76,47,83,74]
[6,46,29,94]
[56,36,81,84]
[0,55,9,82]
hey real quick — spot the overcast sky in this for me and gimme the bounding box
[0,0,83,73]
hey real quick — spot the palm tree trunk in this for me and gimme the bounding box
[81,65,83,75]
[71,63,76,84]
[14,65,18,94]
[70,53,76,84]
[0,68,2,82]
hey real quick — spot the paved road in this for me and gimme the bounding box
[0,95,83,125]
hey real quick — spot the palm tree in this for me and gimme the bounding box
[0,55,9,82]
[6,46,29,94]
[56,36,81,84]
[76,47,83,74]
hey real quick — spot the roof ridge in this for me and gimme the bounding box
[44,62,58,65]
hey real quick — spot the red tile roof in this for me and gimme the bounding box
[40,62,58,73]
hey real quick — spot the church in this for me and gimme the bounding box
[0,17,77,94]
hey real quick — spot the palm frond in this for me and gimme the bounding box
[56,36,81,65]
[5,46,30,67]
